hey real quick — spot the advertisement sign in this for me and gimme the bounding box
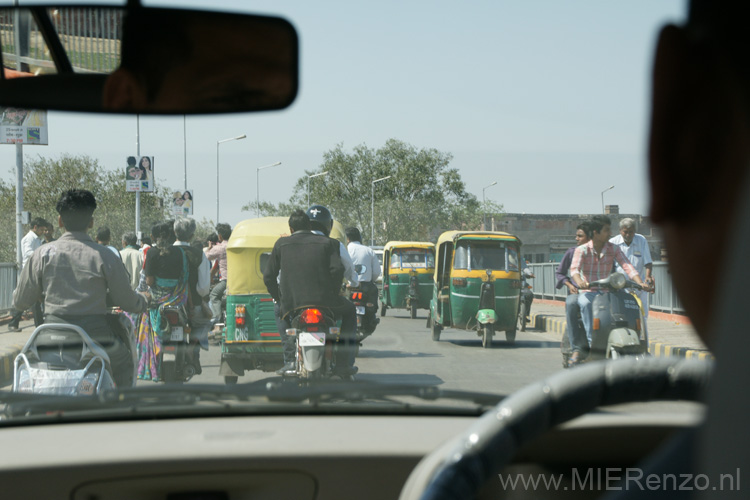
[0,107,48,145]
[172,190,193,216]
[125,156,154,192]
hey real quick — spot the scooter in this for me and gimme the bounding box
[562,273,647,367]
[159,304,200,382]
[12,309,135,395]
[284,307,351,381]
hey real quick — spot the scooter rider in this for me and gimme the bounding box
[345,226,381,329]
[610,218,654,339]
[12,189,148,387]
[569,215,651,365]
[555,222,591,365]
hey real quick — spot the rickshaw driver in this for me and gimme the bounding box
[264,210,358,377]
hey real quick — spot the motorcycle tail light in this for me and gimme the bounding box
[301,308,323,324]
[164,311,180,325]
[453,278,467,287]
[593,318,600,330]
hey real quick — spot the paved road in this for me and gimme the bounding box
[145,310,565,395]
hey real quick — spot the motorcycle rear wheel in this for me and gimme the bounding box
[430,317,441,341]
[518,301,527,332]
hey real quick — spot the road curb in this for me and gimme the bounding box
[529,312,714,361]
[0,343,25,388]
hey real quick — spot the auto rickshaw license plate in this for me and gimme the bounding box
[356,306,366,315]
[170,327,184,341]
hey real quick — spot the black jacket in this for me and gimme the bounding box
[263,230,345,317]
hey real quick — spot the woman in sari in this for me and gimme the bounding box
[136,220,189,381]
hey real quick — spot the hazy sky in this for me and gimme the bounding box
[1,0,685,228]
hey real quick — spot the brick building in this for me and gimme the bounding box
[488,206,664,263]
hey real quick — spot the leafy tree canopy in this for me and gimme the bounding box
[242,139,504,244]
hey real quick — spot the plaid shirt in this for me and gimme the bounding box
[570,240,638,286]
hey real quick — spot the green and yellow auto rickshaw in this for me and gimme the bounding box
[220,217,346,383]
[429,231,522,348]
[380,241,435,319]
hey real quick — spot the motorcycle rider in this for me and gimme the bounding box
[263,209,358,377]
[174,218,211,374]
[12,189,148,387]
[345,226,381,331]
[569,214,651,364]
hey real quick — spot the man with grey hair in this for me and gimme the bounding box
[610,218,654,328]
[174,218,211,372]
[120,231,142,290]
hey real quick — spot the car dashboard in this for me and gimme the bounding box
[0,405,703,500]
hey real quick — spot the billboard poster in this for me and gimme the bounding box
[0,107,48,145]
[125,155,154,192]
[172,190,193,216]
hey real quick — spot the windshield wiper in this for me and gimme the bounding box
[0,381,504,421]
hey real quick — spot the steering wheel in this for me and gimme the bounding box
[398,357,712,500]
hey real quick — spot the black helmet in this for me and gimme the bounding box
[307,205,333,236]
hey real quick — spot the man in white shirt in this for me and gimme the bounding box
[8,217,49,331]
[610,218,654,328]
[346,227,382,285]
[120,232,143,290]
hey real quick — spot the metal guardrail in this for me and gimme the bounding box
[0,8,122,75]
[0,263,17,314]
[528,261,684,315]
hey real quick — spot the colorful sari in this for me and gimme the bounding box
[136,248,188,381]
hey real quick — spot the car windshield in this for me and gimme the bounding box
[0,0,698,423]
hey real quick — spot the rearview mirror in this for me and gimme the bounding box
[0,5,298,114]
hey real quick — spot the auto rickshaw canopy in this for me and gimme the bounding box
[227,217,346,295]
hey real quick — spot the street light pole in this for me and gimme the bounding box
[601,185,615,214]
[216,134,246,223]
[307,171,328,207]
[256,161,282,217]
[482,181,497,230]
[371,175,392,246]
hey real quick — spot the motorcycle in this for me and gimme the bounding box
[517,267,534,332]
[349,265,380,345]
[284,307,352,381]
[563,272,647,367]
[12,309,135,395]
[159,304,201,382]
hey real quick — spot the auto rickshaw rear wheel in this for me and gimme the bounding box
[410,303,417,319]
[380,303,387,317]
[506,329,516,343]
[482,324,493,349]
[224,375,238,385]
